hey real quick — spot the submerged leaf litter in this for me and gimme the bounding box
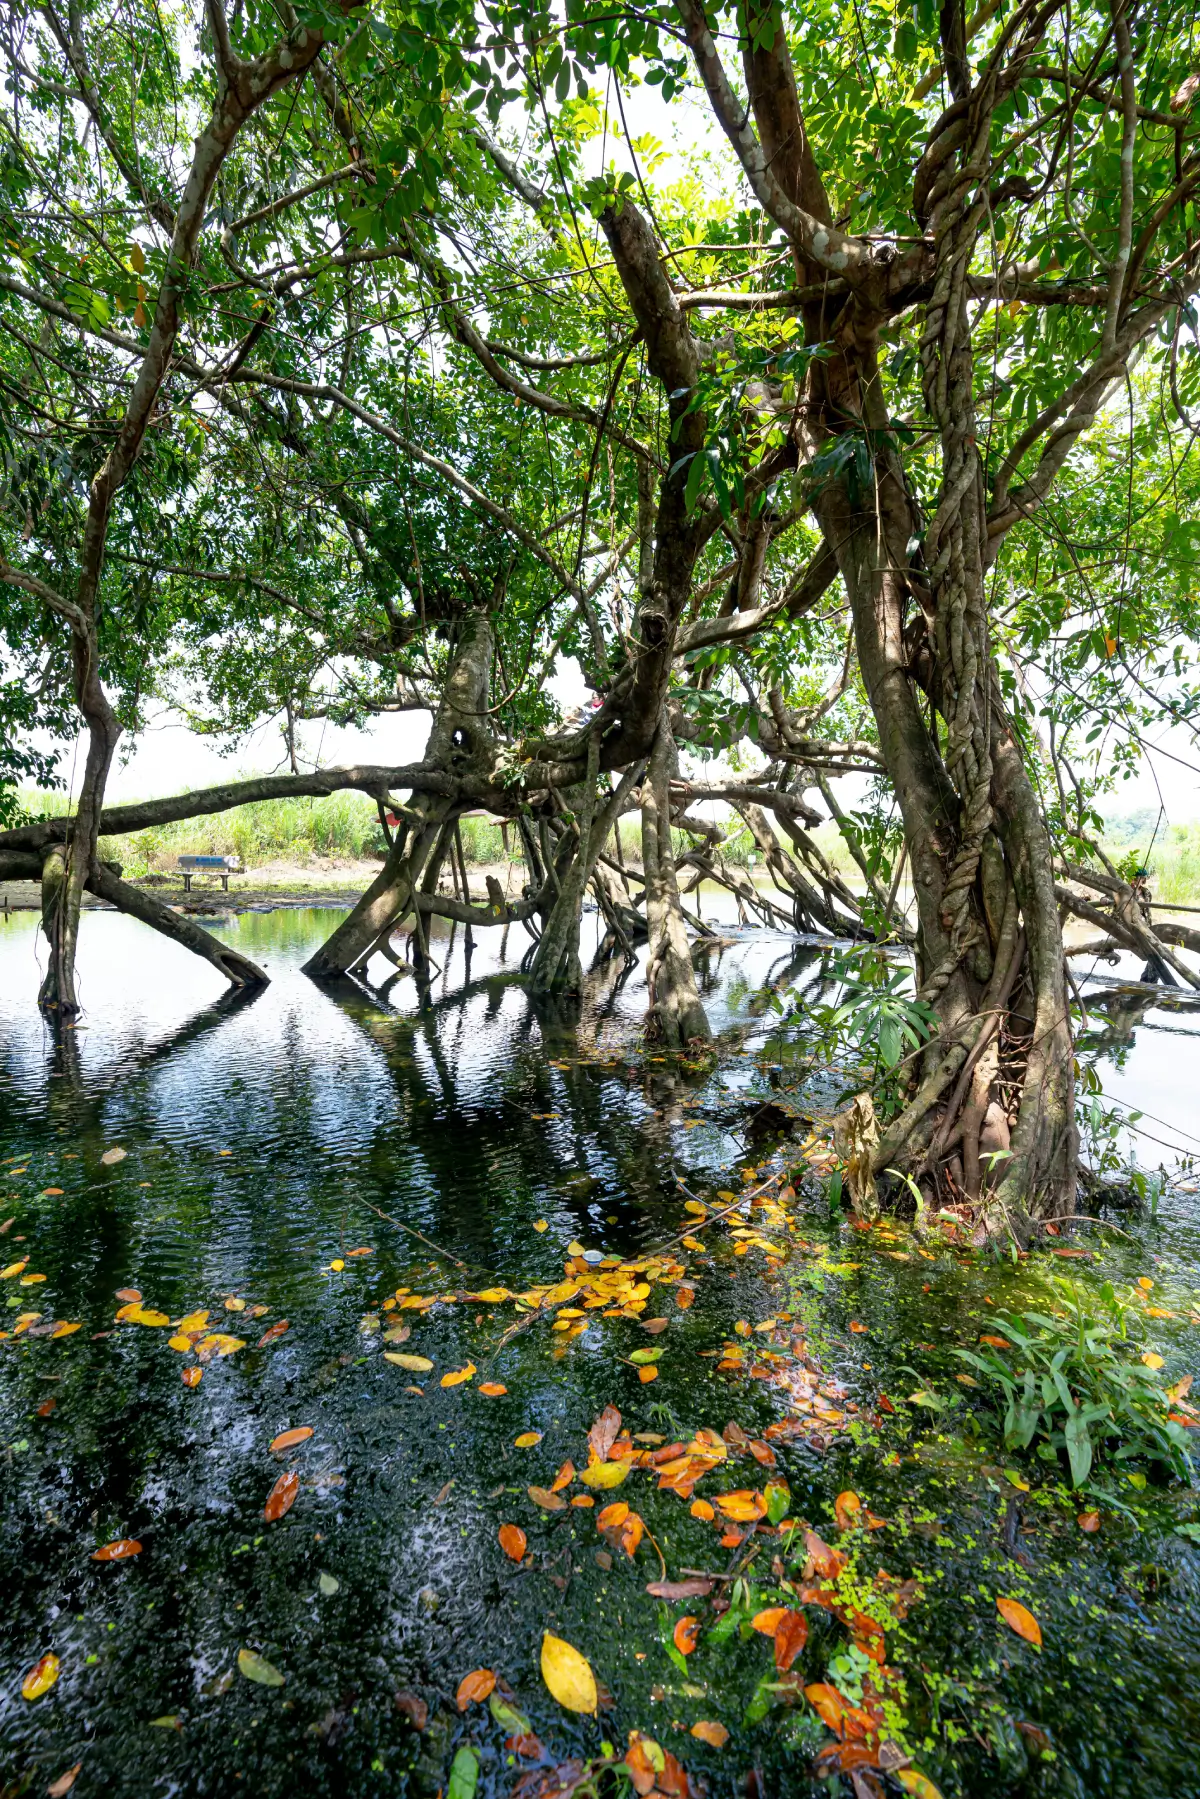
[1,907,1199,1797]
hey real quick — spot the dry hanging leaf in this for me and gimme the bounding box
[996,1595,1042,1647]
[270,1427,313,1452]
[92,1539,142,1562]
[264,1471,299,1522]
[690,1721,728,1748]
[478,1381,507,1396]
[498,1524,527,1562]
[673,1615,701,1656]
[456,1667,496,1709]
[22,1653,60,1700]
[541,1631,597,1713]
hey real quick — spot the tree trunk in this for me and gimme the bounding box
[304,610,494,979]
[39,679,122,1014]
[641,718,710,1047]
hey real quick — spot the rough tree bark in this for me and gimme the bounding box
[641,717,710,1047]
[304,609,495,979]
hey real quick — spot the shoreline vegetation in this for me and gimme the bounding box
[16,791,1200,906]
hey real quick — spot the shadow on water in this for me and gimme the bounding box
[0,907,1199,1798]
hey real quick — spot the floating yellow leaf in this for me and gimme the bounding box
[168,1335,193,1353]
[22,1653,59,1700]
[475,1289,511,1303]
[329,1259,345,1271]
[533,1220,548,1233]
[225,1297,246,1312]
[515,1431,543,1448]
[690,1721,729,1748]
[682,1237,706,1252]
[385,1352,433,1372]
[579,1459,630,1490]
[1,1259,27,1279]
[1141,1351,1164,1370]
[897,1772,944,1799]
[50,1321,81,1339]
[175,1311,209,1334]
[441,1363,476,1388]
[195,1332,245,1358]
[540,1631,597,1714]
[21,1273,46,1285]
[479,1381,507,1396]
[996,1596,1042,1647]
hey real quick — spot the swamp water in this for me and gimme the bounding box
[1,906,1199,1799]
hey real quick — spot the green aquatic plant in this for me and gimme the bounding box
[955,1278,1192,1488]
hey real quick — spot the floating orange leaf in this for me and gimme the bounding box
[834,1490,862,1532]
[805,1529,847,1579]
[456,1667,495,1709]
[588,1404,622,1463]
[440,1363,476,1388]
[751,1607,788,1636]
[478,1381,507,1396]
[182,1366,202,1387]
[996,1596,1042,1647]
[22,1653,60,1700]
[551,1460,575,1492]
[804,1682,846,1735]
[675,1286,695,1310]
[774,1609,808,1670]
[257,1319,289,1347]
[498,1524,527,1562]
[571,1494,595,1508]
[1077,1510,1100,1534]
[528,1486,567,1511]
[849,1320,867,1333]
[715,1489,765,1522]
[270,1427,313,1452]
[673,1615,701,1655]
[264,1471,299,1522]
[690,1721,728,1747]
[690,1499,715,1522]
[515,1431,542,1448]
[92,1539,142,1562]
[638,1364,659,1384]
[979,1335,1011,1349]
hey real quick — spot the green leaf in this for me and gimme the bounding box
[447,1745,480,1799]
[237,1648,284,1687]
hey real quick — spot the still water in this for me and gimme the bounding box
[1,905,1198,1799]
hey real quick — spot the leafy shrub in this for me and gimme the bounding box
[956,1278,1191,1487]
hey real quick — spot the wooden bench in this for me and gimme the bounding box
[177,855,243,893]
